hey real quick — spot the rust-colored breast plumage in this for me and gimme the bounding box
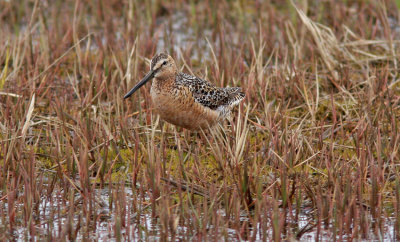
[150,79,220,130]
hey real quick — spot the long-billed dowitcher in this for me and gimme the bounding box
[124,53,245,130]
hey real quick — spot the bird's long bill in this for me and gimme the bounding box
[124,70,155,99]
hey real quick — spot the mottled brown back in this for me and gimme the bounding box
[175,72,245,110]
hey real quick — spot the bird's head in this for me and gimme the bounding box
[124,53,177,99]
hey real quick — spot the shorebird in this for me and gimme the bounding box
[124,53,245,130]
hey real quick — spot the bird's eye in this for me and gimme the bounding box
[162,61,167,65]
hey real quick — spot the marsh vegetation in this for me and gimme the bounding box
[1,0,400,240]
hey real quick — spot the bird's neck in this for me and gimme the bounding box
[152,74,177,92]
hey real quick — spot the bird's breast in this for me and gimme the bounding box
[150,83,220,130]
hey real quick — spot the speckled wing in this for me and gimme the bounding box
[176,73,245,110]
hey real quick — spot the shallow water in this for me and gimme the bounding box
[2,186,396,241]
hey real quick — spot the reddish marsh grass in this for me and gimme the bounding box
[0,0,400,240]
